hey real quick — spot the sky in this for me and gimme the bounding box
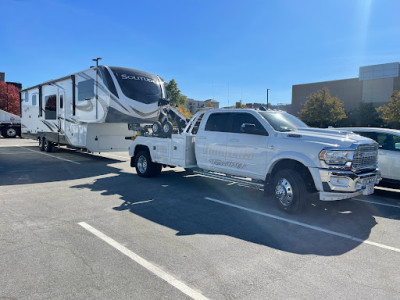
[0,0,399,107]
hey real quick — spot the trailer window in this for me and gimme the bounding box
[44,94,57,120]
[110,66,163,104]
[78,79,95,101]
[32,94,37,106]
[24,92,29,103]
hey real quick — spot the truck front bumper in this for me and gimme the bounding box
[318,168,381,201]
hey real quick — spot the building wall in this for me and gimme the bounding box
[292,78,363,115]
[292,62,400,116]
[186,98,219,114]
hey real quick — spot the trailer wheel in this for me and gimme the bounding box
[162,121,173,137]
[44,139,53,153]
[135,150,162,177]
[272,169,307,214]
[39,137,45,151]
[152,121,162,136]
[2,126,17,138]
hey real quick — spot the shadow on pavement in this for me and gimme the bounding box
[72,169,400,256]
[0,146,124,186]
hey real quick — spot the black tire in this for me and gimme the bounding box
[39,137,45,151]
[2,126,17,138]
[44,139,53,152]
[162,121,173,137]
[134,150,162,177]
[152,121,162,136]
[272,169,308,214]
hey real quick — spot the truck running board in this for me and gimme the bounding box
[193,170,264,189]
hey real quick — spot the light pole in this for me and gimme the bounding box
[92,57,101,119]
[267,88,271,109]
[92,57,102,67]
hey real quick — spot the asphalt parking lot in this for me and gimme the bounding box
[1,138,400,299]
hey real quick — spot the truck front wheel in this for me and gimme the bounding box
[272,170,307,214]
[135,150,162,177]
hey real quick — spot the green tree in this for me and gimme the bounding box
[356,102,382,127]
[377,90,400,129]
[165,79,186,106]
[298,88,347,127]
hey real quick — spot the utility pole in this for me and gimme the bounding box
[267,88,270,109]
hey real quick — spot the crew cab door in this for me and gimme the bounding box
[225,112,269,179]
[195,112,230,172]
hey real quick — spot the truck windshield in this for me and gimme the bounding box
[258,111,308,132]
[109,66,166,104]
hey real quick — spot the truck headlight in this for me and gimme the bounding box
[319,150,354,166]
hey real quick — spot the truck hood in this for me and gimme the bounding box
[284,127,374,147]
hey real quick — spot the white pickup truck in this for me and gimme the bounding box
[129,109,381,213]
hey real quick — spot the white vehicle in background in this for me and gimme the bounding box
[0,108,21,138]
[337,127,400,186]
[20,66,185,153]
[129,109,381,214]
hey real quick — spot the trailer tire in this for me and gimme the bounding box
[152,121,162,136]
[272,169,307,214]
[135,150,162,177]
[162,121,173,137]
[44,139,53,153]
[38,137,45,151]
[2,126,17,138]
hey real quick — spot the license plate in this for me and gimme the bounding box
[362,183,375,195]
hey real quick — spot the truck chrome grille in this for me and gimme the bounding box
[352,144,378,172]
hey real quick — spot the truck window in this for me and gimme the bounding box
[377,133,399,151]
[44,94,57,120]
[191,113,204,135]
[205,113,230,132]
[78,79,95,101]
[230,113,267,135]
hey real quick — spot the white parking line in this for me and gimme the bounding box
[17,146,80,165]
[0,152,33,155]
[352,198,400,209]
[78,222,209,300]
[204,197,400,254]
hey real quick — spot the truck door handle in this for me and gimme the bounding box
[229,139,239,142]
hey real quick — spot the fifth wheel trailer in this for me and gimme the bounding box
[20,65,179,152]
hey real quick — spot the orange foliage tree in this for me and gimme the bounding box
[0,82,20,116]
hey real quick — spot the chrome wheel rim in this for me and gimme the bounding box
[163,123,170,133]
[7,128,16,137]
[275,178,294,207]
[152,123,159,133]
[137,155,148,174]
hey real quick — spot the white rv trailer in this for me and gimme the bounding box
[21,65,173,152]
